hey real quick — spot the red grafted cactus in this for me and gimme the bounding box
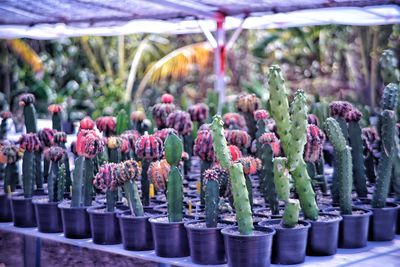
[236,156,262,175]
[76,130,105,159]
[19,133,41,152]
[152,99,176,128]
[362,127,380,155]
[130,110,146,123]
[0,142,21,164]
[121,130,140,150]
[120,136,130,154]
[188,103,209,123]
[254,109,269,121]
[96,116,116,136]
[154,128,178,142]
[114,159,141,186]
[135,133,163,160]
[222,113,247,130]
[236,94,260,113]
[228,145,242,161]
[38,128,55,147]
[166,111,193,136]
[53,131,67,145]
[44,146,65,162]
[107,136,123,150]
[18,93,35,106]
[304,125,325,163]
[79,116,95,130]
[161,93,174,104]
[0,111,12,120]
[148,159,170,191]
[193,129,214,162]
[94,162,118,192]
[224,129,251,148]
[259,132,281,156]
[329,101,354,118]
[307,114,320,126]
[48,104,62,114]
[345,109,362,122]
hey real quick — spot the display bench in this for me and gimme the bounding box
[1,222,399,267]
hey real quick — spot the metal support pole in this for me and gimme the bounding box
[214,13,226,115]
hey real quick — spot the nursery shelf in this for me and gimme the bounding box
[1,222,399,267]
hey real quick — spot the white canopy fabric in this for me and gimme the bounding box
[0,1,399,39]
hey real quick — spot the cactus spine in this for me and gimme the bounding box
[165,133,183,222]
[268,66,319,220]
[211,116,253,235]
[324,118,353,215]
[372,110,396,208]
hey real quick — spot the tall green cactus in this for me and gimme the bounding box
[71,157,95,207]
[324,118,353,215]
[205,179,219,227]
[380,49,400,84]
[260,144,279,214]
[124,181,144,216]
[165,133,184,222]
[52,112,62,131]
[48,161,65,202]
[372,110,396,208]
[211,116,253,235]
[22,151,35,198]
[4,163,18,193]
[283,200,300,228]
[22,103,37,134]
[57,163,66,201]
[381,83,399,111]
[268,66,319,220]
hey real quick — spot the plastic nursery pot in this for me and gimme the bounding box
[0,192,12,222]
[149,215,190,258]
[184,220,227,265]
[259,219,310,265]
[306,213,342,256]
[221,225,275,267]
[11,196,37,228]
[87,205,121,245]
[117,209,162,251]
[368,202,399,241]
[33,197,63,233]
[324,207,372,248]
[58,201,91,239]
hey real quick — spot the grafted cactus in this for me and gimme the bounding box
[324,118,352,215]
[164,133,184,222]
[235,156,261,208]
[135,133,163,206]
[130,110,147,134]
[53,131,71,191]
[222,113,247,130]
[372,110,396,208]
[188,103,209,124]
[79,116,95,131]
[0,142,21,193]
[48,104,63,131]
[107,136,123,163]
[152,94,176,129]
[19,133,41,198]
[154,128,178,142]
[329,101,353,140]
[236,94,260,139]
[96,116,116,137]
[38,127,55,188]
[45,146,66,202]
[268,65,319,220]
[121,130,140,159]
[224,129,251,152]
[94,162,118,212]
[148,159,170,192]
[362,127,380,183]
[71,130,105,207]
[307,114,320,126]
[211,116,253,235]
[379,49,400,84]
[19,93,37,133]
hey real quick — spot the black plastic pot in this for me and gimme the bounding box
[324,207,372,248]
[149,216,189,258]
[0,193,12,222]
[33,199,63,233]
[222,225,275,267]
[259,219,310,265]
[307,213,342,256]
[87,206,121,245]
[185,221,226,265]
[117,210,158,251]
[58,201,91,239]
[369,203,399,241]
[11,196,36,228]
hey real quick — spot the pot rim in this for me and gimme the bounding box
[221,225,276,237]
[258,218,311,231]
[57,200,92,210]
[184,219,231,230]
[306,212,343,224]
[148,215,186,225]
[116,210,153,220]
[87,205,117,215]
[11,195,33,201]
[324,207,373,217]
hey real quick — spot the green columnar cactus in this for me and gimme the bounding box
[0,142,21,193]
[23,151,35,198]
[380,49,400,84]
[372,110,396,208]
[211,116,253,235]
[204,178,219,227]
[116,110,129,135]
[5,163,18,193]
[393,125,400,201]
[119,160,144,216]
[34,151,43,190]
[381,83,399,111]
[46,147,66,202]
[283,200,300,228]
[71,157,84,207]
[347,111,368,197]
[324,118,353,215]
[260,143,279,214]
[19,94,38,133]
[58,164,66,201]
[0,111,12,140]
[165,133,184,222]
[48,104,63,131]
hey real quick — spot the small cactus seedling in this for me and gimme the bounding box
[19,133,41,198]
[164,132,184,222]
[152,94,176,129]
[48,104,63,131]
[0,142,21,193]
[236,94,260,139]
[324,118,353,215]
[211,115,253,235]
[96,116,116,137]
[135,132,163,206]
[45,146,66,202]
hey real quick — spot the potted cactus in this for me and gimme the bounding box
[37,128,54,187]
[11,133,41,227]
[150,133,190,258]
[135,132,163,206]
[236,93,260,139]
[130,110,147,134]
[33,146,66,233]
[59,128,104,239]
[53,131,72,193]
[324,118,372,248]
[0,141,21,222]
[211,116,275,267]
[152,93,176,130]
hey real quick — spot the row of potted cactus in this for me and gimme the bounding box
[0,50,399,266]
